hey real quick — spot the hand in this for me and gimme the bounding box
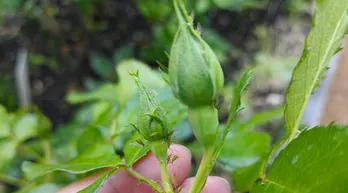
[57,144,230,193]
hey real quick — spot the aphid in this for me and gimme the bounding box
[135,139,145,146]
[171,175,177,185]
[170,155,179,164]
[196,23,202,35]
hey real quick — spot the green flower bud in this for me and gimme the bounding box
[168,0,224,108]
[131,72,172,142]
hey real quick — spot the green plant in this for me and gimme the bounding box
[0,0,348,193]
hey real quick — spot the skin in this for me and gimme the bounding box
[57,144,231,193]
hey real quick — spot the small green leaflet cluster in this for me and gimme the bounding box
[284,0,348,140]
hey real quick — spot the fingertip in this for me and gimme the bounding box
[167,144,192,187]
[180,176,231,193]
[132,144,192,192]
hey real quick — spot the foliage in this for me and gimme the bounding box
[284,0,348,140]
[252,125,348,193]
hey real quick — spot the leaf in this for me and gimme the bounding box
[74,102,112,125]
[124,133,150,166]
[113,44,135,64]
[76,127,104,154]
[136,0,172,22]
[28,54,46,67]
[0,139,18,170]
[22,144,122,181]
[13,112,50,142]
[219,131,271,170]
[115,59,166,106]
[213,0,266,10]
[228,69,253,124]
[66,84,118,104]
[172,119,192,142]
[218,119,271,192]
[232,159,266,192]
[78,169,117,193]
[28,184,60,193]
[90,54,115,80]
[186,0,212,14]
[252,125,348,193]
[0,0,21,11]
[239,106,285,132]
[284,0,348,140]
[115,88,185,135]
[14,114,38,142]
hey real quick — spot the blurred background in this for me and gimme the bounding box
[0,0,323,193]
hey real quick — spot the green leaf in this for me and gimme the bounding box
[14,114,38,142]
[90,54,115,80]
[29,184,60,193]
[219,131,271,170]
[28,54,46,67]
[239,106,285,132]
[113,45,134,64]
[22,144,122,181]
[0,0,21,11]
[13,112,50,142]
[284,0,348,140]
[74,102,112,125]
[172,119,192,142]
[77,127,104,154]
[0,139,18,170]
[66,84,118,104]
[115,59,166,106]
[115,88,185,135]
[124,133,150,166]
[252,125,348,193]
[186,0,212,14]
[228,69,253,123]
[213,0,266,10]
[232,159,265,192]
[136,0,172,22]
[78,169,117,193]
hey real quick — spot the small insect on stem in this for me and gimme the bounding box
[166,154,179,164]
[135,139,145,146]
[196,23,202,36]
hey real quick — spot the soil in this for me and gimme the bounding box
[0,0,296,127]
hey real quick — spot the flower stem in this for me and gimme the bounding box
[126,168,164,193]
[188,147,214,193]
[160,160,174,193]
[0,173,25,187]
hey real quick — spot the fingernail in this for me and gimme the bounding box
[179,144,192,157]
[219,177,231,192]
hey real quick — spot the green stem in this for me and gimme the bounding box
[20,146,44,163]
[42,139,52,182]
[43,139,51,163]
[188,147,214,193]
[126,168,164,193]
[160,160,174,193]
[208,124,232,175]
[0,173,25,187]
[173,0,191,24]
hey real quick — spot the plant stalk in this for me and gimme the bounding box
[126,168,164,193]
[188,147,214,193]
[0,173,25,187]
[160,160,174,193]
